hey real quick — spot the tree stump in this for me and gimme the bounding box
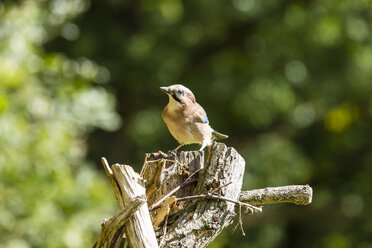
[95,142,312,248]
[142,142,245,247]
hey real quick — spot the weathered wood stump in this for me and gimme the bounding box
[143,142,245,247]
[94,142,312,248]
[94,159,158,248]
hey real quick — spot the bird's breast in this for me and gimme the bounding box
[162,106,205,144]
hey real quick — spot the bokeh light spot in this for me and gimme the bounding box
[61,22,80,41]
[233,0,258,14]
[354,47,372,72]
[95,66,111,84]
[233,79,295,127]
[291,103,316,128]
[128,109,163,145]
[285,60,308,85]
[159,0,183,23]
[346,17,369,42]
[181,24,202,45]
[284,4,306,29]
[79,58,98,79]
[314,16,341,47]
[324,105,355,133]
[341,194,364,218]
[323,233,351,248]
[127,34,153,59]
[5,239,30,248]
[0,97,8,114]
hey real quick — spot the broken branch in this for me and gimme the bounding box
[96,195,146,247]
[239,185,313,206]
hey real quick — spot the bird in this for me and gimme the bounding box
[160,84,228,152]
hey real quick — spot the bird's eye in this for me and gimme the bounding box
[177,90,183,95]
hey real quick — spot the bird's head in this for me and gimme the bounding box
[160,84,196,108]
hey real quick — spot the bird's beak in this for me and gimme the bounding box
[160,86,170,95]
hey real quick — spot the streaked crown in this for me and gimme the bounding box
[160,84,196,104]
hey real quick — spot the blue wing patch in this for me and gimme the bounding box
[202,114,209,124]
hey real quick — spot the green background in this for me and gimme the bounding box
[1,0,372,247]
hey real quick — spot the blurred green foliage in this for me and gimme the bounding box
[0,0,120,247]
[1,0,372,247]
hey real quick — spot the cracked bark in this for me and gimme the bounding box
[95,142,312,248]
[152,142,246,248]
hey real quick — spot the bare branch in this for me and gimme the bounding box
[238,203,245,236]
[149,168,202,211]
[239,185,313,206]
[159,214,169,248]
[149,179,197,211]
[210,182,232,194]
[176,194,262,213]
[101,157,125,209]
[96,195,146,247]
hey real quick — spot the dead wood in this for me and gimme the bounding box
[95,142,312,248]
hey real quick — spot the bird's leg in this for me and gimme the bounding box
[172,143,184,152]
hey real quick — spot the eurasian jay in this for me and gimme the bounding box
[160,84,228,151]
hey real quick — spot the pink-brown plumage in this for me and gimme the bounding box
[160,84,227,151]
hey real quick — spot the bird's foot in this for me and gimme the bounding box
[170,143,184,153]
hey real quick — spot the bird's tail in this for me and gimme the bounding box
[212,130,228,140]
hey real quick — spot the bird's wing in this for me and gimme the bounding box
[194,103,209,124]
[202,114,209,124]
[184,103,209,124]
